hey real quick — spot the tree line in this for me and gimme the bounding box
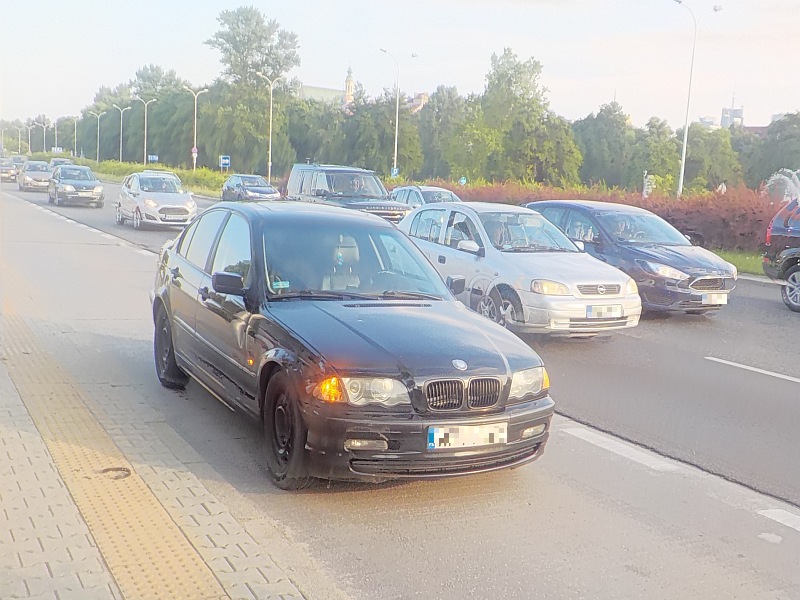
[2,5,799,194]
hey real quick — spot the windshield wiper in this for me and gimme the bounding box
[270,290,375,301]
[380,291,443,300]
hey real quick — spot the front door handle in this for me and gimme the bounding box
[199,286,211,301]
[438,255,446,264]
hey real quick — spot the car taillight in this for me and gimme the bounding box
[765,222,772,245]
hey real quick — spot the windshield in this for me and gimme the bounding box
[52,159,71,166]
[61,168,95,181]
[26,163,49,172]
[0,160,12,167]
[241,176,269,187]
[596,211,690,245]
[479,211,578,252]
[140,177,181,193]
[422,190,461,203]
[325,172,387,198]
[264,223,450,299]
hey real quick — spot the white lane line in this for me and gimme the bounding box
[562,427,681,472]
[758,532,783,544]
[136,249,155,257]
[99,233,115,240]
[758,509,800,533]
[705,357,800,385]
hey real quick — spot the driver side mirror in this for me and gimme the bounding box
[212,271,245,296]
[573,240,585,252]
[457,239,482,255]
[446,276,466,296]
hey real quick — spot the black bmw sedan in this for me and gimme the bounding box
[151,202,554,489]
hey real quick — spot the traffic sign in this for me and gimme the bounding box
[191,146,198,154]
[459,176,468,186]
[391,167,399,178]
[219,155,231,168]
[147,154,159,163]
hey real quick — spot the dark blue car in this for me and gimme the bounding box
[528,200,738,314]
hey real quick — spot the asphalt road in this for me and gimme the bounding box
[2,187,800,599]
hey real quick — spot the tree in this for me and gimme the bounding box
[729,125,764,188]
[572,102,636,187]
[482,48,547,131]
[205,7,300,86]
[417,85,466,179]
[752,113,800,185]
[442,98,502,182]
[628,117,680,192]
[677,124,742,190]
[130,64,186,99]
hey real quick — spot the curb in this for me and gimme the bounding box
[739,273,781,285]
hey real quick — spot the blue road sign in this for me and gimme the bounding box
[219,155,231,168]
[147,154,159,163]
[459,176,468,186]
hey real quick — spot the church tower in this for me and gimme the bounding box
[344,67,355,105]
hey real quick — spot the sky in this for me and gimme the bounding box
[1,0,798,129]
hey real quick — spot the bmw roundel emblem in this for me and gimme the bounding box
[452,359,468,371]
[597,285,607,295]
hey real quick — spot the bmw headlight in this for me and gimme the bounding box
[531,280,570,295]
[93,185,103,194]
[62,184,75,192]
[625,278,638,295]
[313,376,410,407]
[143,198,158,208]
[638,261,689,281]
[509,367,549,401]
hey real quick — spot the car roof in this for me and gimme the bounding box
[454,201,535,214]
[293,163,376,174]
[530,199,653,215]
[26,161,48,166]
[214,200,395,228]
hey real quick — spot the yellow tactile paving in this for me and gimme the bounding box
[1,305,230,600]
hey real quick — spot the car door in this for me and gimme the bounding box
[167,209,228,388]
[221,177,232,201]
[562,208,611,262]
[195,212,259,412]
[435,208,488,304]
[49,167,60,199]
[120,175,137,218]
[405,207,448,263]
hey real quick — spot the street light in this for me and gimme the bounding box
[183,85,208,171]
[24,125,33,154]
[36,121,47,153]
[380,48,402,176]
[88,111,106,161]
[69,117,78,157]
[255,72,284,183]
[112,104,131,162]
[15,127,23,154]
[134,95,158,165]
[674,0,723,198]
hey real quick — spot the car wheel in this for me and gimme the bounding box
[476,289,504,325]
[133,208,143,230]
[48,191,54,204]
[53,194,60,206]
[115,205,126,225]
[499,289,523,328]
[263,371,314,490]
[153,306,189,389]
[781,265,800,313]
[95,201,104,209]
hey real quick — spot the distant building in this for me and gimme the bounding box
[743,125,769,139]
[298,68,355,109]
[698,116,719,129]
[771,113,787,123]
[721,107,744,128]
[408,92,429,114]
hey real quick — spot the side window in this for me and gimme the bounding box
[286,169,300,195]
[394,189,408,204]
[184,210,228,271]
[410,191,423,206]
[313,172,330,193]
[177,220,200,257]
[444,211,481,249]
[410,209,446,243]
[539,207,567,229]
[563,210,598,242]
[211,214,253,282]
[300,171,314,195]
[53,167,60,179]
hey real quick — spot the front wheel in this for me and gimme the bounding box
[781,265,800,313]
[48,191,54,204]
[95,201,104,209]
[153,306,189,389]
[53,194,60,206]
[115,204,126,225]
[263,371,314,490]
[133,208,143,230]
[476,289,504,325]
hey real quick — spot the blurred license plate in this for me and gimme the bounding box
[427,423,507,450]
[162,214,185,221]
[78,191,93,197]
[586,305,622,319]
[702,293,728,305]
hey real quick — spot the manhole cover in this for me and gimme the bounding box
[100,467,131,480]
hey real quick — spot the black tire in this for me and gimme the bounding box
[115,204,126,225]
[153,306,189,390]
[48,191,54,204]
[476,289,504,325]
[53,194,60,206]
[133,208,143,230]
[499,288,524,328]
[263,371,314,490]
[95,201,104,209]
[781,265,800,313]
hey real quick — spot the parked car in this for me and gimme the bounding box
[116,172,197,229]
[0,158,16,182]
[398,202,641,336]
[151,201,555,489]
[530,200,738,314]
[17,161,51,191]
[391,185,462,208]
[285,163,410,223]
[763,198,800,312]
[48,157,73,170]
[47,165,104,208]
[221,174,281,201]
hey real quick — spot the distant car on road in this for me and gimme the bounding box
[151,202,555,489]
[285,163,410,223]
[17,161,51,191]
[391,185,462,208]
[399,202,640,336]
[221,174,281,201]
[763,198,800,312]
[530,200,738,314]
[48,157,73,171]
[0,158,16,182]
[116,172,197,229]
[47,165,104,208]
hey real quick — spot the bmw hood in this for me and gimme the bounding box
[270,300,542,378]
[623,244,735,276]
[505,251,631,285]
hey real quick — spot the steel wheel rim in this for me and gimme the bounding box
[272,393,293,471]
[502,300,517,325]
[134,210,141,228]
[786,272,800,306]
[477,295,498,321]
[156,319,171,376]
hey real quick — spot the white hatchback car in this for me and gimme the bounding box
[398,202,642,336]
[116,172,197,229]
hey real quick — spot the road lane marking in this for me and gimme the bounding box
[758,532,783,544]
[562,427,681,472]
[758,509,800,533]
[705,357,800,384]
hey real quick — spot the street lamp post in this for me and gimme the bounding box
[15,127,23,154]
[88,111,106,161]
[674,0,723,198]
[183,86,208,171]
[24,125,33,154]
[380,48,401,176]
[134,96,158,165]
[70,117,78,156]
[36,121,47,153]
[54,120,59,152]
[112,104,131,162]
[255,72,284,183]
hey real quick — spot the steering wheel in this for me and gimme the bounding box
[633,231,647,240]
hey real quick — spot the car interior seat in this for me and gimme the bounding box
[323,235,360,291]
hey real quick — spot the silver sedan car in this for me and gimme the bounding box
[398,202,642,337]
[116,172,197,230]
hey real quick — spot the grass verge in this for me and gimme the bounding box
[713,249,764,276]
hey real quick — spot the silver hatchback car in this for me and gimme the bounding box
[398,202,642,337]
[116,172,197,229]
